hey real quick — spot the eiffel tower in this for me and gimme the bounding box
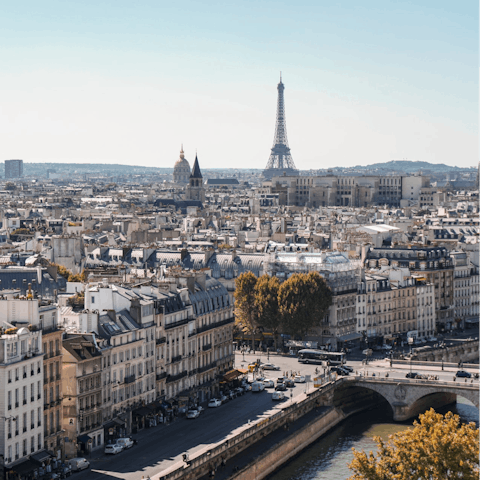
[263,74,298,180]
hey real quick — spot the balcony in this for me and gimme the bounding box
[166,371,188,383]
[124,374,136,384]
[156,372,167,381]
[156,337,166,345]
[171,355,182,363]
[165,318,190,330]
[202,344,212,352]
[196,317,234,334]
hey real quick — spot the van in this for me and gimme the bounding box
[68,458,90,472]
[251,381,265,392]
[116,437,134,449]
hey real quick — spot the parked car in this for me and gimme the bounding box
[272,391,286,401]
[68,458,90,472]
[406,372,420,379]
[105,444,123,455]
[219,393,228,403]
[276,377,285,384]
[341,365,354,373]
[261,363,280,371]
[380,345,392,351]
[456,370,472,378]
[235,387,245,396]
[275,383,287,391]
[186,409,201,419]
[208,398,222,408]
[294,375,306,383]
[116,437,134,449]
[251,381,265,392]
[263,379,275,388]
[284,379,295,388]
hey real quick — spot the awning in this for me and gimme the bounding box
[237,368,248,374]
[465,317,479,324]
[30,450,52,463]
[104,418,126,429]
[338,332,363,342]
[223,369,242,382]
[77,434,92,444]
[133,407,151,417]
[11,458,42,475]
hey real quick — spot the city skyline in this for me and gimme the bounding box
[1,1,477,170]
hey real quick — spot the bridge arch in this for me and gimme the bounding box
[335,378,479,422]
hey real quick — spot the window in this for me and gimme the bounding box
[91,296,95,304]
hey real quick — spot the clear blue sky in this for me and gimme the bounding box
[1,1,477,170]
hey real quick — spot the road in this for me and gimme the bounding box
[76,350,478,480]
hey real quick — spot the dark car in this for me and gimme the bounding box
[405,372,419,379]
[284,379,295,388]
[331,367,349,376]
[342,365,354,373]
[456,370,472,378]
[275,383,287,391]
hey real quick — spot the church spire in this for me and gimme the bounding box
[190,153,202,179]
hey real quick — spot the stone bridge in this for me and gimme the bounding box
[333,376,479,421]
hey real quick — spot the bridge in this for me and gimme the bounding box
[333,375,479,421]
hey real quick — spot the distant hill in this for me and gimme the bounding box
[353,160,475,173]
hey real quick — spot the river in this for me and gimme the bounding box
[267,398,479,480]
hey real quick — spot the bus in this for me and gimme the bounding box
[297,349,346,366]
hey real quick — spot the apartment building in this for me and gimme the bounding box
[365,247,454,333]
[0,325,44,473]
[97,309,156,434]
[451,251,472,330]
[153,285,194,402]
[0,293,65,462]
[414,279,436,340]
[161,268,235,403]
[62,334,104,457]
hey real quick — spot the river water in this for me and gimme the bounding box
[268,399,479,480]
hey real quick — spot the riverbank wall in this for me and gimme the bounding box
[153,379,339,480]
[231,407,345,480]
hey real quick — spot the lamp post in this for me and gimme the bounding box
[441,356,444,371]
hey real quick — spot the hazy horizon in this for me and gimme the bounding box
[1,1,477,170]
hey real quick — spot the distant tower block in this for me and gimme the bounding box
[263,75,298,180]
[4,159,23,179]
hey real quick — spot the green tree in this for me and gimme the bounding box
[255,274,281,351]
[348,408,479,480]
[278,272,332,337]
[234,272,259,351]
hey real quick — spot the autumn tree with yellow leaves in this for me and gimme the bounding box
[348,408,479,480]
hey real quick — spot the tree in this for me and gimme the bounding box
[234,272,259,351]
[348,408,479,480]
[255,275,280,351]
[278,272,332,337]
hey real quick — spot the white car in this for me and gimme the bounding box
[272,391,285,401]
[186,409,200,419]
[116,437,134,449]
[263,379,275,388]
[208,398,222,408]
[294,375,306,383]
[262,363,280,370]
[105,444,123,455]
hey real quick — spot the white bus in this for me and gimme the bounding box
[297,349,346,366]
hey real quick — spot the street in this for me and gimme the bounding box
[75,349,478,480]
